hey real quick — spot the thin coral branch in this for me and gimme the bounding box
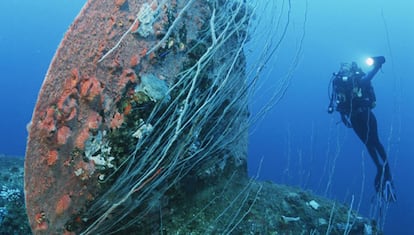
[146,0,196,56]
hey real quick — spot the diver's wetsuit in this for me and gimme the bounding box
[349,107,391,192]
[330,58,396,201]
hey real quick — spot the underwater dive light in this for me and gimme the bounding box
[365,57,374,66]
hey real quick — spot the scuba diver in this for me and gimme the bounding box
[327,56,396,202]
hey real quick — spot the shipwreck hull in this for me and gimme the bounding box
[25,0,250,234]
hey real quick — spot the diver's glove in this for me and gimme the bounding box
[372,56,386,67]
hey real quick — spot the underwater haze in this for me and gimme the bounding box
[0,0,413,234]
[247,1,414,234]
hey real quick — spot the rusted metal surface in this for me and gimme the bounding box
[25,0,197,233]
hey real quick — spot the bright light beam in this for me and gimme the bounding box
[365,57,374,66]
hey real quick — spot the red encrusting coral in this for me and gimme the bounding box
[57,96,78,121]
[57,126,72,145]
[70,68,80,87]
[140,47,148,57]
[130,54,140,67]
[56,69,80,124]
[34,212,48,231]
[110,112,124,129]
[55,194,72,216]
[124,68,138,83]
[79,76,103,102]
[75,127,90,149]
[39,107,57,137]
[47,150,59,166]
[114,68,138,96]
[86,111,102,131]
[131,20,140,32]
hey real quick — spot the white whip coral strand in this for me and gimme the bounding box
[146,0,196,56]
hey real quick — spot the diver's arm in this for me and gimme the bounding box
[364,64,382,81]
[364,56,386,81]
[340,113,352,128]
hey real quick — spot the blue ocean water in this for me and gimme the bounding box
[0,0,412,234]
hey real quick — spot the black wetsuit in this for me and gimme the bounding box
[330,60,395,200]
[349,106,391,192]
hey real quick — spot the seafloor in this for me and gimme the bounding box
[0,154,379,234]
[0,155,31,234]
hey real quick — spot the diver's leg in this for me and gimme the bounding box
[367,112,388,163]
[365,112,384,165]
[351,111,383,192]
[351,111,382,170]
[367,112,392,180]
[367,112,396,201]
